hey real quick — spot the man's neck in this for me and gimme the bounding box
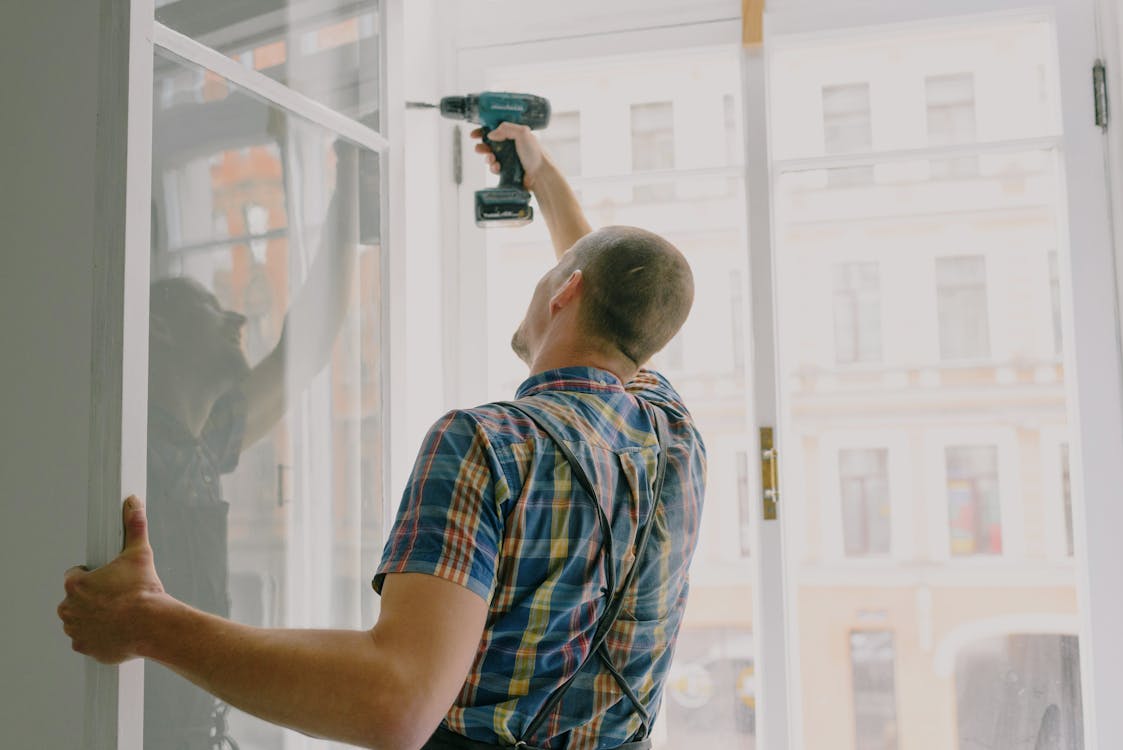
[528,347,637,386]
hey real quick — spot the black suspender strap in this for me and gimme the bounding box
[500,400,671,747]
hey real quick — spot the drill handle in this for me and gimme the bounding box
[482,129,526,191]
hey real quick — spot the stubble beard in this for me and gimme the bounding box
[511,324,531,366]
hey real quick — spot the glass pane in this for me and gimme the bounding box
[770,19,1061,161]
[148,48,383,749]
[771,17,1085,750]
[155,0,380,123]
[482,48,753,749]
[955,635,1083,748]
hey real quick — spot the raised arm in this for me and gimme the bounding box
[236,139,360,449]
[473,122,592,260]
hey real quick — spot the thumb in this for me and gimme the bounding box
[121,495,151,552]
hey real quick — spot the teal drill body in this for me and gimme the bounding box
[439,92,552,227]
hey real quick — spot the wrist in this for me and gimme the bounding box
[528,155,563,194]
[132,590,187,661]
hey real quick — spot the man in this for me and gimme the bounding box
[143,137,360,748]
[59,123,706,750]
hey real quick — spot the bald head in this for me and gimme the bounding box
[563,226,694,366]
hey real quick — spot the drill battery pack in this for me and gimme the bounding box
[475,187,534,227]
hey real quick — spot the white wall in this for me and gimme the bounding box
[0,1,104,745]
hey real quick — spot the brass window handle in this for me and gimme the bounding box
[761,427,779,521]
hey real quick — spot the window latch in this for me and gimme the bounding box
[761,427,779,521]
[1094,59,1109,131]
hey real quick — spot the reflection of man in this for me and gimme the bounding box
[60,124,705,750]
[142,140,359,749]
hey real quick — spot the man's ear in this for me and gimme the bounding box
[549,270,583,315]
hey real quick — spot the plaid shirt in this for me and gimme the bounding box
[374,367,706,750]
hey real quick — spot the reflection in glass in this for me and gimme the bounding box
[955,635,1083,749]
[155,0,381,124]
[148,49,382,750]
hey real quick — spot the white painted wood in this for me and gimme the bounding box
[383,0,411,532]
[1052,2,1123,746]
[743,46,795,750]
[90,0,155,747]
[1096,0,1123,362]
[152,23,390,155]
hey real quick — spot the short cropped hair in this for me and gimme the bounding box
[564,226,694,366]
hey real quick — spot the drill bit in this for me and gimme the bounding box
[406,101,438,109]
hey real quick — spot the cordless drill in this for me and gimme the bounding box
[437,92,551,227]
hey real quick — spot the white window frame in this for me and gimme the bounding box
[96,0,406,746]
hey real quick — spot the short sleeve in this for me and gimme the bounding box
[625,369,691,417]
[373,410,503,603]
[202,389,248,475]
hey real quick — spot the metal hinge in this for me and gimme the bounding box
[761,427,779,521]
[453,124,463,185]
[1094,59,1109,131]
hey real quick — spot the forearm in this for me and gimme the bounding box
[140,597,409,750]
[531,157,593,260]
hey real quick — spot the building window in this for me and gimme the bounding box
[936,255,991,361]
[926,73,978,179]
[541,110,581,177]
[1061,443,1074,557]
[737,450,752,557]
[850,631,899,750]
[946,445,1002,556]
[630,101,675,202]
[834,262,883,365]
[839,449,892,557]
[822,83,873,187]
[1049,251,1063,356]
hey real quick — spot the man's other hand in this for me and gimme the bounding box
[472,122,549,190]
[58,496,167,664]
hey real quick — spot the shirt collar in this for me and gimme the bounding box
[515,366,625,399]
